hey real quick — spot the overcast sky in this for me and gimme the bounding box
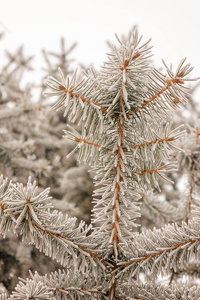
[1,0,200,98]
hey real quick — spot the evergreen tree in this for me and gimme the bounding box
[1,28,200,299]
[0,36,93,295]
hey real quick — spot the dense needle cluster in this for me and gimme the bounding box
[0,28,200,299]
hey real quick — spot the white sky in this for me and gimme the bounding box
[1,0,200,98]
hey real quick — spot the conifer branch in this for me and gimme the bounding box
[1,28,199,299]
[117,220,200,280]
[129,71,188,116]
[135,167,163,176]
[0,177,106,270]
[73,137,102,149]
[58,85,107,113]
[130,136,174,149]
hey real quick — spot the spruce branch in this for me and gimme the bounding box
[0,177,106,273]
[119,281,200,300]
[3,269,110,300]
[117,220,200,281]
[44,28,197,298]
[1,28,200,299]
